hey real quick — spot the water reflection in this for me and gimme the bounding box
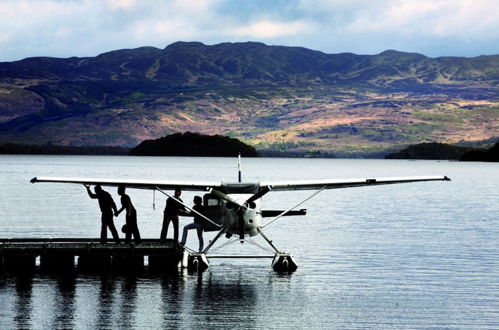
[117,276,138,328]
[4,270,263,328]
[97,275,116,329]
[160,272,183,327]
[188,270,259,328]
[14,276,33,329]
[53,275,76,329]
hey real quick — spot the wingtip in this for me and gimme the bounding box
[444,176,451,181]
[30,177,37,183]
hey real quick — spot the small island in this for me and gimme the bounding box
[129,132,258,157]
[385,141,499,162]
[385,142,475,160]
[460,142,499,162]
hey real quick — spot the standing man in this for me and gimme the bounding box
[116,185,141,245]
[160,188,187,243]
[85,184,120,244]
[181,196,205,253]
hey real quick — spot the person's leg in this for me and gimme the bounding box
[133,218,141,244]
[125,222,132,244]
[100,215,107,244]
[181,222,196,244]
[160,212,170,241]
[195,224,204,252]
[108,220,120,244]
[172,216,179,242]
[124,216,132,244]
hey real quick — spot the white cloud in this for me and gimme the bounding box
[106,0,139,11]
[0,0,498,60]
[231,20,312,39]
[335,0,499,38]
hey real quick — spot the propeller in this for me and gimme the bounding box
[245,186,272,205]
[209,186,272,239]
[209,186,272,209]
[209,188,242,207]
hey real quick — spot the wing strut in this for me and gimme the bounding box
[154,186,222,229]
[261,186,327,229]
[202,229,226,254]
[257,228,280,253]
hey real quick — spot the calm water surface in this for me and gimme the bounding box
[0,155,498,329]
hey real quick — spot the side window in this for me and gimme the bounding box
[207,198,219,207]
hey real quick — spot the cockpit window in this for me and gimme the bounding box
[207,199,219,206]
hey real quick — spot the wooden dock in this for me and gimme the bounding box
[0,238,183,273]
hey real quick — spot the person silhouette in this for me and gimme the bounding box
[85,184,120,244]
[115,185,141,245]
[180,196,205,253]
[160,188,187,243]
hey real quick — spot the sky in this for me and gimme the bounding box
[1,0,499,62]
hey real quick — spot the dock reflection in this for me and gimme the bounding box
[0,269,268,329]
[53,275,76,329]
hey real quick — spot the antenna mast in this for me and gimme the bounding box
[238,153,242,182]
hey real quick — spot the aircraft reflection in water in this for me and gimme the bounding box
[31,155,450,271]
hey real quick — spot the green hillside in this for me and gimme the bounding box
[1,42,498,157]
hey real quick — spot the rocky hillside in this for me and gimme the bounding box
[1,42,498,156]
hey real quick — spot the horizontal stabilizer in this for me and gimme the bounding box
[262,209,307,217]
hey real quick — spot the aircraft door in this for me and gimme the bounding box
[202,194,224,231]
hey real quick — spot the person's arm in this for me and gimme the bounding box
[116,197,125,216]
[111,197,118,214]
[117,195,131,216]
[85,185,97,199]
[178,199,189,216]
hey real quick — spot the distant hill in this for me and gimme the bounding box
[460,142,499,162]
[1,42,498,157]
[385,142,476,160]
[129,132,258,157]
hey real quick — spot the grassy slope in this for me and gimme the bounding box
[1,43,498,156]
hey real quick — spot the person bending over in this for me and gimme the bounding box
[85,184,120,244]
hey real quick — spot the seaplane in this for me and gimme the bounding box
[30,155,450,272]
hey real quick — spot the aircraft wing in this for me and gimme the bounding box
[30,176,220,191]
[31,175,450,192]
[260,175,450,191]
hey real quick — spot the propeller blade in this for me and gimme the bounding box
[209,188,245,208]
[238,210,245,240]
[245,186,272,205]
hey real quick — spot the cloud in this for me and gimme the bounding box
[106,0,139,11]
[231,20,312,39]
[315,0,499,38]
[0,0,498,61]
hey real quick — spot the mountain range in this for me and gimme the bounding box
[1,41,498,156]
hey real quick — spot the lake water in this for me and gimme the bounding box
[0,155,498,329]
